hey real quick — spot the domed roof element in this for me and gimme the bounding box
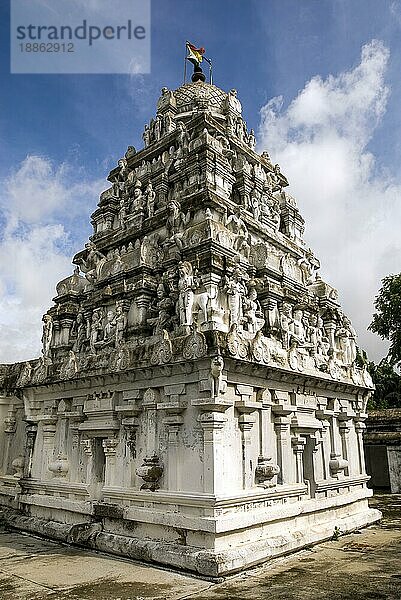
[173,81,229,115]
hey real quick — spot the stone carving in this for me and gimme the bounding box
[226,88,242,114]
[145,182,156,217]
[255,457,280,487]
[41,314,53,360]
[136,454,164,491]
[151,330,173,365]
[148,282,175,334]
[209,355,226,397]
[18,361,32,387]
[72,311,87,353]
[176,121,190,154]
[242,287,265,336]
[78,242,107,284]
[224,207,249,253]
[60,350,78,379]
[177,261,195,326]
[11,455,25,478]
[165,200,191,250]
[248,129,256,150]
[183,329,207,360]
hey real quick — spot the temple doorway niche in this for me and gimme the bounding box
[302,434,317,498]
[91,437,106,500]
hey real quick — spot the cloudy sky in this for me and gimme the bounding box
[1,0,400,363]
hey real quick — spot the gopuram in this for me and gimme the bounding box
[0,55,380,576]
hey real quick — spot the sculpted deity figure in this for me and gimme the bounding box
[79,241,106,284]
[291,309,306,345]
[242,288,265,335]
[236,118,245,142]
[62,350,78,379]
[19,361,32,387]
[42,314,53,359]
[225,267,247,327]
[177,261,195,326]
[145,182,156,218]
[164,114,175,134]
[280,302,293,350]
[104,310,117,344]
[226,88,242,114]
[248,128,256,150]
[119,198,128,228]
[176,121,190,154]
[148,282,175,334]
[343,314,357,364]
[209,355,226,397]
[251,190,261,221]
[132,181,144,212]
[153,114,163,141]
[224,206,248,253]
[270,201,281,231]
[72,311,87,353]
[142,124,151,148]
[165,200,190,250]
[90,308,103,354]
[115,304,127,346]
[261,151,272,164]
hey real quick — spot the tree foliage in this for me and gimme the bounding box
[368,273,401,409]
[369,273,401,368]
[367,359,401,410]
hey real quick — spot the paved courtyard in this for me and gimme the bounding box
[0,494,400,600]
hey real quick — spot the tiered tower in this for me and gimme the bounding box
[0,76,380,576]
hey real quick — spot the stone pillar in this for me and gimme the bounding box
[338,417,350,477]
[199,411,227,494]
[24,421,38,478]
[291,436,306,484]
[41,418,58,480]
[103,438,119,487]
[163,415,184,491]
[235,385,258,490]
[238,414,255,489]
[319,419,331,480]
[274,416,292,485]
[2,406,17,475]
[354,418,366,476]
[81,438,94,485]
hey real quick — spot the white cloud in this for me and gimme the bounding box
[0,155,103,363]
[258,39,399,362]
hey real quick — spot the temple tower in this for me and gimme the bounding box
[0,76,380,576]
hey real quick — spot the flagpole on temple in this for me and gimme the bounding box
[183,43,187,84]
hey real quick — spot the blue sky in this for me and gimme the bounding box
[1,0,401,361]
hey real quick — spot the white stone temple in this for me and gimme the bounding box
[0,66,380,576]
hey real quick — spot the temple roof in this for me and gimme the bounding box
[173,81,228,114]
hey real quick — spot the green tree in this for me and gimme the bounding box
[368,274,401,409]
[369,273,401,368]
[367,359,401,409]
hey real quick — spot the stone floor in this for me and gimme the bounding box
[0,494,400,600]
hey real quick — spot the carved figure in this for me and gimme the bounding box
[145,182,156,217]
[177,261,195,326]
[41,314,53,359]
[224,207,248,253]
[115,305,127,346]
[248,129,256,150]
[89,308,103,354]
[209,356,226,397]
[226,88,242,114]
[72,311,87,352]
[79,242,106,284]
[176,121,190,153]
